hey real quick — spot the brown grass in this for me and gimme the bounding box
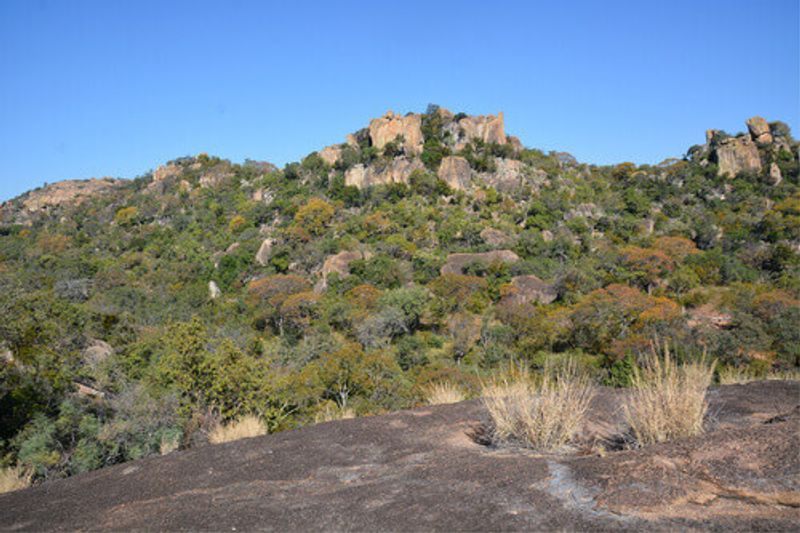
[481,362,595,451]
[0,466,31,494]
[424,382,466,405]
[624,343,715,446]
[719,366,800,385]
[208,415,267,444]
[314,403,356,424]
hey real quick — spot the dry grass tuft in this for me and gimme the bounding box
[481,362,595,451]
[424,382,466,405]
[0,466,31,494]
[314,403,356,424]
[208,415,267,444]
[624,343,715,446]
[719,366,800,385]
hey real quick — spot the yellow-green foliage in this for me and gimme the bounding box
[228,214,247,233]
[294,197,334,235]
[114,206,139,226]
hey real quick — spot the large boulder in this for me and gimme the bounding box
[501,275,557,306]
[153,163,182,182]
[746,116,773,144]
[714,136,762,177]
[440,250,520,275]
[369,111,424,155]
[437,156,472,191]
[319,145,342,166]
[480,227,513,248]
[344,158,424,189]
[483,158,524,191]
[208,281,221,300]
[255,238,274,266]
[455,112,506,149]
[316,250,372,291]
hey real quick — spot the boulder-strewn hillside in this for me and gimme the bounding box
[1,380,797,530]
[0,107,798,487]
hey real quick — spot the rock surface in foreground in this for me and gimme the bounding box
[1,381,797,531]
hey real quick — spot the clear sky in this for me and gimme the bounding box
[1,0,798,201]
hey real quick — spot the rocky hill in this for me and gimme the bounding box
[0,107,798,497]
[1,380,797,530]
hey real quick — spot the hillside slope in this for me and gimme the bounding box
[1,380,798,531]
[0,108,798,489]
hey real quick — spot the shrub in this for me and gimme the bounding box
[208,415,267,444]
[481,363,595,450]
[424,382,465,405]
[294,198,335,235]
[0,465,31,494]
[624,343,715,446]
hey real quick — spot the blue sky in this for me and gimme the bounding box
[0,0,797,201]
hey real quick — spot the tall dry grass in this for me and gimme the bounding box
[719,366,800,385]
[208,415,267,444]
[624,343,715,446]
[0,466,31,494]
[424,382,466,405]
[313,403,356,423]
[481,362,595,451]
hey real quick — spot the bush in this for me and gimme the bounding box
[623,343,714,446]
[481,363,595,450]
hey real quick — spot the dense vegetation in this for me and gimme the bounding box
[1,108,798,483]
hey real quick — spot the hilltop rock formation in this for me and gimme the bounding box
[21,178,123,213]
[369,111,424,155]
[746,116,773,144]
[703,116,791,178]
[455,112,506,148]
[441,250,520,275]
[712,134,762,177]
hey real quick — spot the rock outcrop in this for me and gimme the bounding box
[345,158,424,189]
[714,136,762,177]
[437,156,472,191]
[208,281,221,300]
[479,228,513,248]
[369,111,424,155]
[316,250,372,291]
[319,145,342,166]
[255,238,274,266]
[15,178,124,216]
[440,250,520,275]
[501,275,558,306]
[746,116,773,144]
[456,112,506,148]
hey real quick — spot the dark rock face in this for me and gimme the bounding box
[1,381,797,531]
